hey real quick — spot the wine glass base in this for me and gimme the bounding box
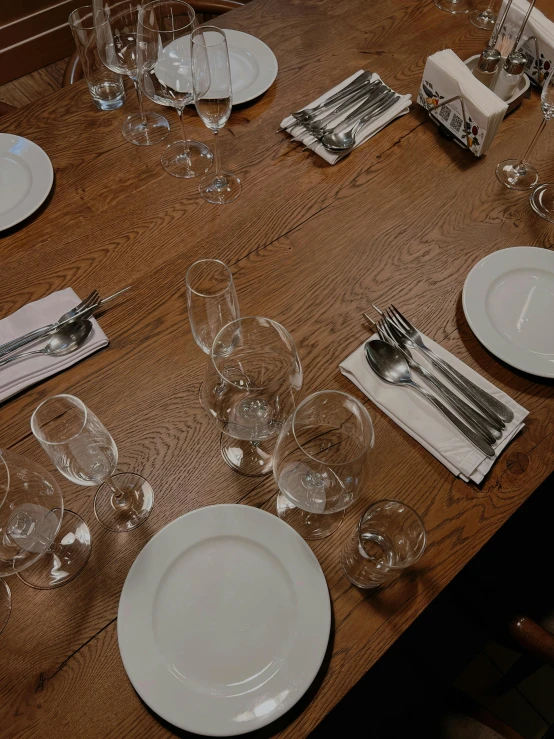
[94,473,154,533]
[276,492,345,540]
[220,434,273,476]
[122,112,170,146]
[17,510,92,589]
[496,159,539,190]
[469,9,496,28]
[199,172,242,204]
[0,579,11,635]
[161,140,213,178]
[434,0,472,13]
[530,183,554,223]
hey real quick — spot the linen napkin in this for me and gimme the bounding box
[280,70,412,164]
[340,335,528,484]
[0,288,108,403]
[498,0,554,87]
[418,49,508,156]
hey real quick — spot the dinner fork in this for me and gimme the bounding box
[366,314,500,444]
[373,304,514,426]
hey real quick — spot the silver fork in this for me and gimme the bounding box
[365,313,500,444]
[0,290,99,358]
[374,304,513,426]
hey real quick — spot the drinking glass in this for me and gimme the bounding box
[274,390,374,540]
[201,317,303,476]
[341,500,426,589]
[137,0,213,178]
[93,0,170,145]
[0,448,91,631]
[69,6,126,111]
[470,0,496,29]
[186,259,240,354]
[530,181,554,222]
[434,0,473,14]
[31,395,154,533]
[192,26,241,204]
[496,65,554,190]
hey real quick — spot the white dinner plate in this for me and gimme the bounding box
[0,133,53,231]
[118,504,330,736]
[463,246,554,378]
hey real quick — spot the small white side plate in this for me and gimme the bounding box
[118,504,330,736]
[463,246,554,377]
[0,134,53,231]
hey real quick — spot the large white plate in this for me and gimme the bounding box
[0,133,53,231]
[118,504,330,736]
[463,246,554,378]
[224,30,278,104]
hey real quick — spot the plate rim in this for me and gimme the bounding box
[223,29,278,105]
[117,503,330,736]
[0,133,53,231]
[462,246,554,378]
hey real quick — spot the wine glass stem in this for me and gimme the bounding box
[212,129,225,185]
[130,77,147,126]
[517,117,547,172]
[177,108,191,156]
[105,475,130,509]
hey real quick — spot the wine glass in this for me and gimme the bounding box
[137,0,213,178]
[470,0,496,29]
[530,181,554,222]
[186,259,240,354]
[31,395,154,533]
[93,0,170,145]
[273,390,374,540]
[0,448,91,631]
[496,65,554,190]
[434,0,473,14]
[201,317,303,476]
[191,26,241,204]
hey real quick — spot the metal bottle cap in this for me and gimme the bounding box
[477,47,501,73]
[504,51,527,76]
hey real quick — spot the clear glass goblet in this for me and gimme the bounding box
[530,182,554,222]
[201,316,303,476]
[138,0,214,178]
[31,395,154,533]
[434,0,473,14]
[469,0,496,29]
[94,0,170,145]
[273,390,374,540]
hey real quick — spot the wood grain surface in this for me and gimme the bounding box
[1,0,553,737]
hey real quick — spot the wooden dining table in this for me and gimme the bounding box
[1,0,554,736]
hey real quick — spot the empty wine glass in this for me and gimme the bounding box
[496,65,554,190]
[192,26,241,204]
[186,259,240,354]
[273,391,374,540]
[0,448,91,631]
[530,181,554,222]
[470,0,496,29]
[434,0,473,14]
[138,0,213,178]
[31,395,154,533]
[202,317,303,476]
[341,500,426,589]
[93,0,170,145]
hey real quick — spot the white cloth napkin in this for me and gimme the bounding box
[280,70,412,164]
[340,335,528,484]
[0,288,108,403]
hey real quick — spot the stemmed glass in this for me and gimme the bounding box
[31,395,154,533]
[470,0,496,29]
[273,391,374,540]
[191,26,242,204]
[93,0,170,145]
[496,65,554,190]
[137,0,213,178]
[434,0,473,14]
[201,317,303,476]
[0,448,92,631]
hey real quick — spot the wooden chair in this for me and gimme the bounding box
[62,0,246,87]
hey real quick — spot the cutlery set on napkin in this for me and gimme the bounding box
[418,49,508,157]
[0,286,130,402]
[503,0,554,86]
[340,305,528,483]
[280,70,412,163]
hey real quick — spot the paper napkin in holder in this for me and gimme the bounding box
[500,0,554,87]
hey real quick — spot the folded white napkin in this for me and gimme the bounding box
[280,70,412,164]
[0,288,108,403]
[418,49,508,156]
[499,0,554,87]
[340,335,528,484]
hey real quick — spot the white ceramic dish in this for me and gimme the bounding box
[463,246,554,378]
[0,133,53,231]
[118,504,330,736]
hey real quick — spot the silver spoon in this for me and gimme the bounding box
[322,94,399,151]
[0,320,93,368]
[364,339,495,458]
